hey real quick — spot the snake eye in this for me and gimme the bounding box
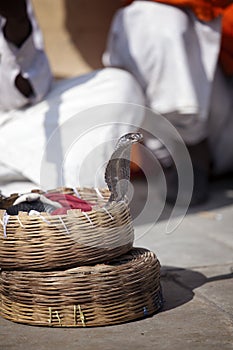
[132,133,143,142]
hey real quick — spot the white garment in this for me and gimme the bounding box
[103,1,233,173]
[0,1,145,196]
[0,68,145,195]
[0,0,52,111]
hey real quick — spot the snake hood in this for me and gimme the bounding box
[104,132,143,203]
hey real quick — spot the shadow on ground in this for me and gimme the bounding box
[160,265,233,312]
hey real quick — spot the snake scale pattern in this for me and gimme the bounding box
[104,132,143,202]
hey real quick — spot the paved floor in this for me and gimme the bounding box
[0,176,233,350]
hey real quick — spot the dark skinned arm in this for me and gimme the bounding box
[0,0,33,97]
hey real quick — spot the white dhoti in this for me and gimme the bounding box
[103,0,233,174]
[0,68,145,195]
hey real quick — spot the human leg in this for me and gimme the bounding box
[104,1,221,139]
[104,1,222,204]
[208,66,233,175]
[0,68,145,195]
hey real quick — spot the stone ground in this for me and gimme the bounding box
[0,175,233,350]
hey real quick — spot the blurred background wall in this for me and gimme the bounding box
[32,0,122,78]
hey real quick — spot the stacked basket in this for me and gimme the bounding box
[0,187,163,327]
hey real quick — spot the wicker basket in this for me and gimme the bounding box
[0,248,163,327]
[0,187,134,271]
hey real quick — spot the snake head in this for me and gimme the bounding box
[104,132,144,203]
[118,132,143,146]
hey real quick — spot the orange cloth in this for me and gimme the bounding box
[125,0,230,21]
[220,4,233,75]
[125,1,233,75]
